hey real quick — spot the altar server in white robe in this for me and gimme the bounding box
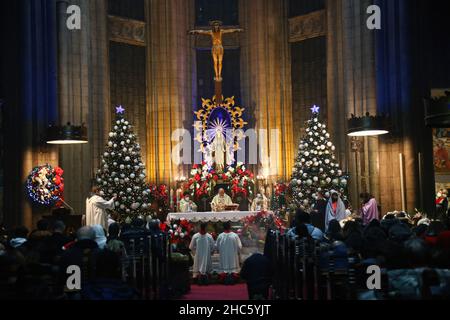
[211,188,234,212]
[216,221,242,274]
[189,223,215,277]
[85,186,116,230]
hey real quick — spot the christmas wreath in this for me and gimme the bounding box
[185,162,255,200]
[26,164,64,206]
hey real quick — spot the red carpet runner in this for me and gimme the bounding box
[181,284,249,300]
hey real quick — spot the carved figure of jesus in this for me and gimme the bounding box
[189,21,243,82]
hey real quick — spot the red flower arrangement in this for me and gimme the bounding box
[161,219,194,245]
[148,184,170,211]
[241,211,286,241]
[185,162,255,200]
[275,182,288,197]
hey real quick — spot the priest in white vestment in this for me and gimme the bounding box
[85,186,116,231]
[179,192,198,212]
[216,222,242,274]
[211,188,234,212]
[189,223,215,277]
[251,193,268,211]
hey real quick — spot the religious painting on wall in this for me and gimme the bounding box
[433,128,450,174]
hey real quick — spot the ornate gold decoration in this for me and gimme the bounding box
[288,10,327,43]
[108,15,146,46]
[194,95,248,166]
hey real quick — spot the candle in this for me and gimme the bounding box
[170,188,174,209]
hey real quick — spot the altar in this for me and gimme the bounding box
[167,210,272,222]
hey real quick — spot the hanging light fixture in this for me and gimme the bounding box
[424,91,450,128]
[347,112,390,137]
[46,122,88,145]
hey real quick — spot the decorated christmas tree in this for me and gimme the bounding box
[290,105,348,209]
[95,106,152,218]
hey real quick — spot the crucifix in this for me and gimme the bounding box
[189,20,243,104]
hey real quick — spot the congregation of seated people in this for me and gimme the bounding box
[0,217,167,300]
[276,209,450,299]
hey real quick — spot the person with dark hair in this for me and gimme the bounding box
[360,192,380,225]
[189,223,214,284]
[106,223,126,258]
[28,219,52,241]
[403,238,430,268]
[343,221,364,252]
[241,253,273,300]
[311,192,328,232]
[216,221,242,283]
[325,220,344,242]
[287,209,323,241]
[41,220,71,264]
[81,250,138,300]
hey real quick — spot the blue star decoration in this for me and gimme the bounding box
[116,105,125,114]
[311,105,320,114]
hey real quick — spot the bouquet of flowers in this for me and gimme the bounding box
[26,164,64,206]
[163,219,194,246]
[149,184,170,213]
[185,162,255,200]
[271,182,289,212]
[241,211,286,241]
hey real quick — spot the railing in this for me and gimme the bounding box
[266,230,363,300]
[265,230,450,300]
[121,233,171,300]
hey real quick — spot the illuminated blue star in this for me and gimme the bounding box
[116,105,125,114]
[311,105,320,114]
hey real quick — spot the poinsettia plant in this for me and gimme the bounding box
[240,211,286,241]
[148,184,169,213]
[185,162,255,200]
[161,219,194,246]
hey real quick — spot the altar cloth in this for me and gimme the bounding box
[166,211,272,222]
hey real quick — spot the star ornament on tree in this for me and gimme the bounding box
[116,105,125,114]
[311,105,320,114]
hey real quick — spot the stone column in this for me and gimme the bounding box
[57,0,110,215]
[146,0,195,185]
[327,0,380,207]
[239,0,294,182]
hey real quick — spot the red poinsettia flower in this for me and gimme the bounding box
[213,175,219,181]
[194,174,201,182]
[222,174,227,180]
[53,176,61,186]
[159,223,168,232]
[193,164,198,169]
[54,166,64,176]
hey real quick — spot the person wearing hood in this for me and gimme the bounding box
[92,224,107,249]
[325,191,347,232]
